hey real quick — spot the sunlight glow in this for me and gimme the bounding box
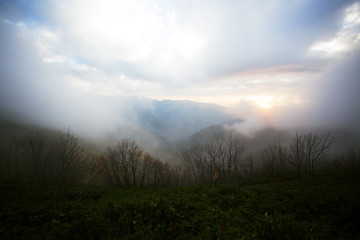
[244,96,283,109]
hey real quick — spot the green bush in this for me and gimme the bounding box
[1,170,359,239]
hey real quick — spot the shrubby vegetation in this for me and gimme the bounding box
[1,127,359,239]
[1,170,359,239]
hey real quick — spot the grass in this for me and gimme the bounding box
[1,169,359,240]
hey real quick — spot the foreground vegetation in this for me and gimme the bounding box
[1,169,359,240]
[0,127,359,239]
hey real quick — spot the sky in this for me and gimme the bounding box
[0,0,360,137]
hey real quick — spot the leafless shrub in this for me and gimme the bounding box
[5,130,85,198]
[259,143,289,176]
[103,139,143,186]
[289,131,334,178]
[181,130,245,184]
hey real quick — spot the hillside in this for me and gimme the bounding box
[120,97,236,142]
[0,97,237,143]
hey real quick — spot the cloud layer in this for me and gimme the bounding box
[0,0,360,140]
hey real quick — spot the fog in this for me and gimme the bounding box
[256,52,359,147]
[1,0,360,155]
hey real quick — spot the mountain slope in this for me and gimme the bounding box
[127,98,235,141]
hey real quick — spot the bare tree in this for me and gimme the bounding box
[169,165,185,186]
[104,139,143,187]
[182,145,207,183]
[333,147,360,171]
[181,130,245,184]
[259,143,289,175]
[221,132,245,182]
[151,159,169,186]
[259,145,278,175]
[53,130,85,186]
[139,153,153,186]
[289,131,334,177]
[27,132,52,189]
[103,140,181,187]
[6,130,85,198]
[4,137,30,182]
[138,153,182,186]
[84,152,104,185]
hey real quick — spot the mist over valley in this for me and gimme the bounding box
[1,1,360,238]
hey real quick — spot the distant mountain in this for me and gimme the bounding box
[121,97,236,141]
[0,109,176,162]
[180,124,294,154]
[182,125,227,147]
[0,97,239,149]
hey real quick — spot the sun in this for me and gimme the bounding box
[248,96,277,109]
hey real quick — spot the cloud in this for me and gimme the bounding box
[0,19,132,138]
[199,0,357,76]
[1,0,360,142]
[310,2,360,57]
[3,0,356,84]
[226,101,266,137]
[266,2,360,132]
[267,50,360,135]
[46,0,209,83]
[309,52,360,130]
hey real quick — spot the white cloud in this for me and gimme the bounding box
[54,0,164,62]
[343,2,360,28]
[310,2,360,57]
[50,0,210,79]
[2,0,360,134]
[5,0,355,87]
